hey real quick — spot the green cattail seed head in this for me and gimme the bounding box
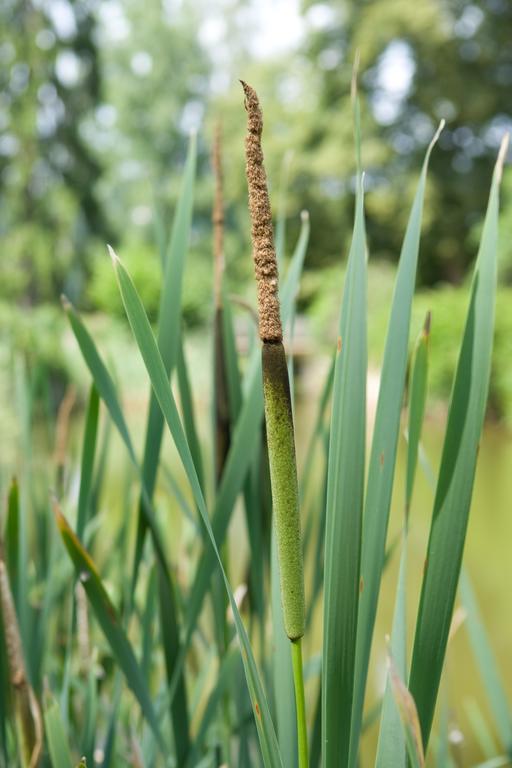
[262,341,305,639]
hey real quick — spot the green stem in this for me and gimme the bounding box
[291,638,309,768]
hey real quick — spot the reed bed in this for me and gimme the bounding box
[0,80,510,768]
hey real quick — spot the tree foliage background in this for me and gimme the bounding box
[1,0,511,311]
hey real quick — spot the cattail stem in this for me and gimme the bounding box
[291,638,308,768]
[242,80,308,764]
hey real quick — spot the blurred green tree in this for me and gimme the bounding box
[93,0,209,236]
[0,0,109,303]
[300,0,512,283]
[85,0,212,319]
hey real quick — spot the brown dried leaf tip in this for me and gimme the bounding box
[241,81,282,343]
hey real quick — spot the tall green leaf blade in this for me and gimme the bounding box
[409,136,508,750]
[63,300,135,463]
[133,133,197,589]
[53,502,166,752]
[4,479,20,609]
[188,650,241,766]
[280,210,310,333]
[63,299,189,760]
[63,302,167,565]
[405,315,430,515]
[222,296,266,631]
[375,544,407,768]
[284,211,310,413]
[473,758,512,768]
[131,142,197,758]
[177,335,204,492]
[12,358,30,646]
[43,689,74,768]
[221,297,243,421]
[466,698,499,758]
[299,356,334,507]
[349,123,444,766]
[375,314,430,768]
[322,173,367,767]
[76,384,99,541]
[460,571,512,755]
[182,348,263,638]
[110,249,283,768]
[275,150,293,270]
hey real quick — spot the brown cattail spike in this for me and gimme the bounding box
[212,119,225,310]
[241,81,283,343]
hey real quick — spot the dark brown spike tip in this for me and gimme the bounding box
[241,80,282,343]
[240,81,263,136]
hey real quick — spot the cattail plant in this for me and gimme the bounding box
[241,80,308,766]
[3,65,504,768]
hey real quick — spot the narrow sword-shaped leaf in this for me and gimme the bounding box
[187,650,241,767]
[63,299,189,759]
[177,335,204,493]
[375,549,407,768]
[63,300,169,574]
[275,150,293,271]
[405,314,430,517]
[53,502,166,752]
[110,248,283,767]
[131,141,196,763]
[473,758,512,768]
[222,295,267,630]
[280,210,310,334]
[376,314,430,768]
[322,173,367,767]
[133,134,198,584]
[465,698,499,758]
[349,123,444,766]
[4,479,20,608]
[130,136,196,761]
[76,384,99,542]
[409,135,509,750]
[43,688,74,768]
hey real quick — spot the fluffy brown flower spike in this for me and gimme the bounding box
[241,81,283,343]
